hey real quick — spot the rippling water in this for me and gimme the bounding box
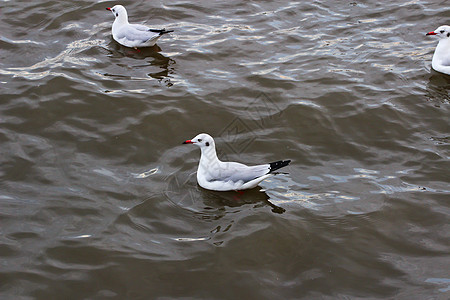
[1,0,449,298]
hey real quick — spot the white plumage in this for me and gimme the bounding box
[183,133,291,191]
[426,25,450,75]
[106,5,173,48]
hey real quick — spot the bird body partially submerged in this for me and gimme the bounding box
[426,25,450,75]
[183,133,291,191]
[106,5,173,48]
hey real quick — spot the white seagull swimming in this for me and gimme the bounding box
[183,133,291,191]
[426,25,450,75]
[106,5,173,48]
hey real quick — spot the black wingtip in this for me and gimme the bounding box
[160,29,174,36]
[268,160,291,173]
[149,28,174,35]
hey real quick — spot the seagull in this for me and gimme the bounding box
[106,5,173,49]
[426,25,450,75]
[182,133,291,191]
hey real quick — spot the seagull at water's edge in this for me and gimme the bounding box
[426,25,450,75]
[183,133,291,191]
[106,5,173,49]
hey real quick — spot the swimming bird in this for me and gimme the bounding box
[426,25,450,75]
[183,133,291,191]
[106,5,173,48]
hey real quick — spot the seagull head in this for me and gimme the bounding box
[106,5,128,21]
[183,133,215,150]
[426,25,450,39]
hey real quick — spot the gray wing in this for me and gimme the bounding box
[115,24,159,42]
[131,24,151,31]
[206,162,270,183]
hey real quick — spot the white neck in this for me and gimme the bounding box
[432,38,450,74]
[198,145,220,170]
[113,12,129,28]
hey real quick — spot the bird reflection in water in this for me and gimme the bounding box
[106,40,175,86]
[425,72,450,106]
[165,173,286,215]
[199,188,286,214]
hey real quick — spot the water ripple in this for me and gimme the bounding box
[0,0,449,298]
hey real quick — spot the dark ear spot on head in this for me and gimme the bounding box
[205,142,210,146]
[115,13,118,17]
[447,32,450,37]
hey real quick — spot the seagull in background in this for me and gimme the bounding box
[426,25,450,75]
[106,5,173,49]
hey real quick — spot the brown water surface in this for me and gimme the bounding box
[0,1,449,299]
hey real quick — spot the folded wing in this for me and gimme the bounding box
[115,24,160,42]
[205,162,270,183]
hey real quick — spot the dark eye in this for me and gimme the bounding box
[198,139,202,142]
[440,30,445,33]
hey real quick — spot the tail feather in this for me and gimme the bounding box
[149,28,174,35]
[268,160,291,173]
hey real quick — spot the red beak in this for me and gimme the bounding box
[426,31,437,36]
[106,7,111,11]
[183,140,193,144]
